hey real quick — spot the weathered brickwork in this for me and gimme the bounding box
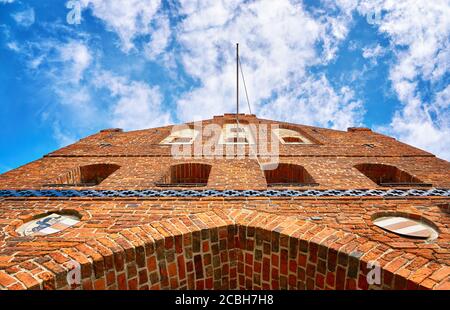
[1,155,449,190]
[0,209,448,290]
[0,114,448,290]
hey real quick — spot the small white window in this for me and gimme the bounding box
[273,128,312,145]
[218,123,255,144]
[160,128,199,145]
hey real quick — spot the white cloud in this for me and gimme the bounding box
[21,40,93,102]
[175,0,359,129]
[80,0,166,52]
[40,40,170,129]
[52,122,77,147]
[434,84,450,110]
[12,7,35,27]
[58,41,92,83]
[362,44,384,60]
[18,30,173,141]
[353,0,450,160]
[0,0,15,4]
[6,0,448,161]
[6,41,20,52]
[29,54,45,69]
[144,13,170,60]
[15,39,98,143]
[93,71,172,130]
[259,75,364,129]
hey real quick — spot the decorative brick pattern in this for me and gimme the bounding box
[1,188,449,198]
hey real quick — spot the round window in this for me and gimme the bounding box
[16,213,80,237]
[373,216,438,239]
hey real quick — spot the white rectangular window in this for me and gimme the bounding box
[273,128,313,144]
[160,128,199,145]
[218,123,255,144]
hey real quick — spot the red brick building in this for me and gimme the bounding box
[0,114,449,290]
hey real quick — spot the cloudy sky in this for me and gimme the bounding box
[0,0,449,172]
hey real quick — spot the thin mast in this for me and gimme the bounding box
[236,43,239,125]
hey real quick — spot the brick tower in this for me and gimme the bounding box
[0,114,449,290]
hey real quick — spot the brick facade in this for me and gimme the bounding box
[0,114,449,290]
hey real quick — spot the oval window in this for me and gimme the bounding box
[373,216,438,239]
[16,213,80,236]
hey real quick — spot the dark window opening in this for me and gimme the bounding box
[170,137,193,143]
[363,143,376,148]
[47,164,120,187]
[354,163,431,186]
[226,137,248,143]
[157,163,211,187]
[264,163,318,186]
[282,136,304,143]
[230,127,245,133]
[225,120,249,125]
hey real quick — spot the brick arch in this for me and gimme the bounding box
[158,163,212,186]
[263,163,317,186]
[52,163,121,186]
[1,209,442,290]
[354,163,424,186]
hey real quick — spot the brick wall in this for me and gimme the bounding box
[0,114,448,290]
[1,156,449,190]
[0,209,448,290]
[1,114,449,190]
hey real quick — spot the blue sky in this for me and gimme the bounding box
[0,0,449,173]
